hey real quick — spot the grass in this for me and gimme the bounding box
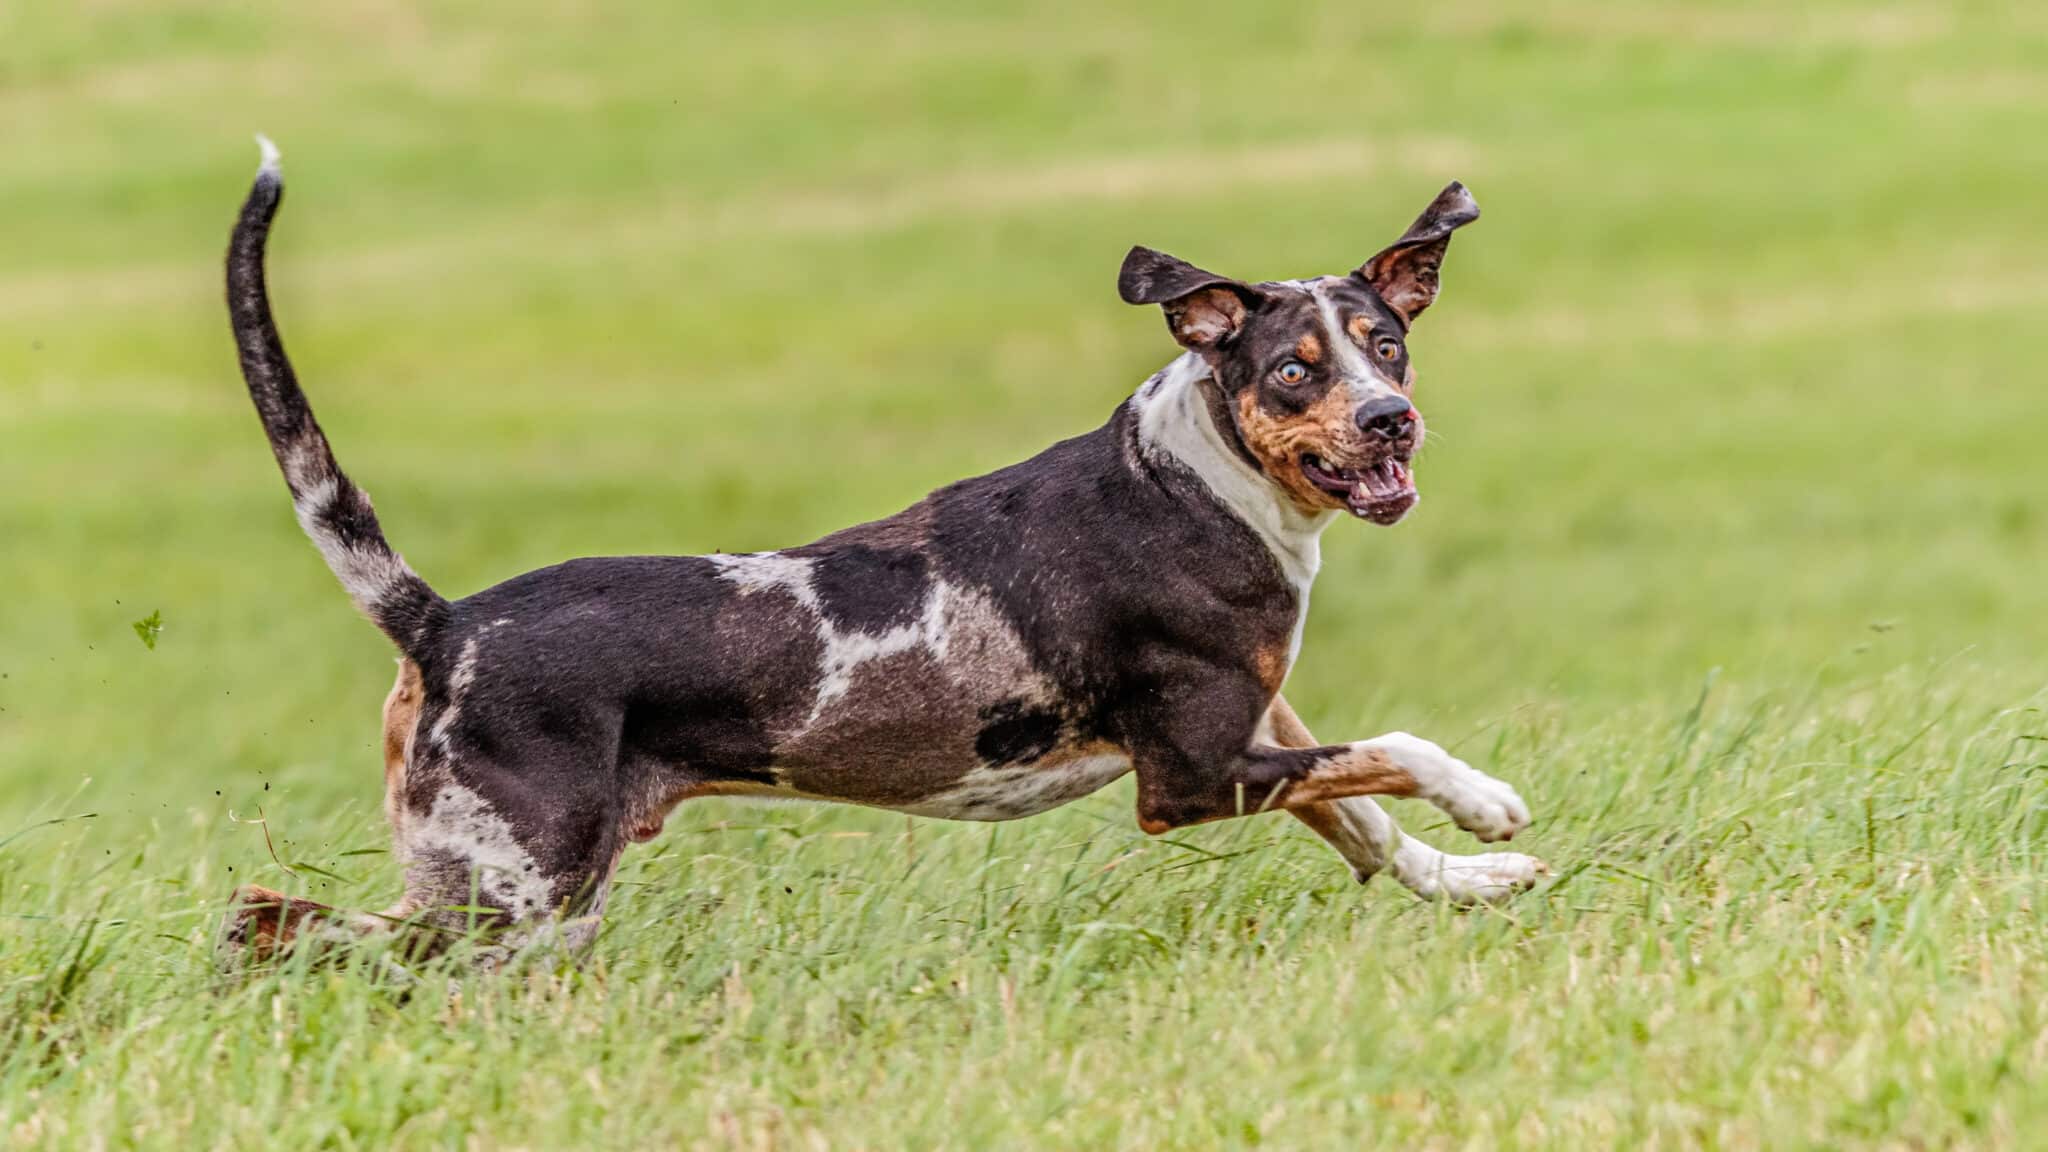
[4,0,2048,1146]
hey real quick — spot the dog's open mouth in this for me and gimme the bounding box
[1301,453,1417,524]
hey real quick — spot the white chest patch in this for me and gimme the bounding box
[1131,355,1332,591]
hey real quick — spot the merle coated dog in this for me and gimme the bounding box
[220,139,1544,961]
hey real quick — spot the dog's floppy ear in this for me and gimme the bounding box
[1118,247,1261,351]
[1357,181,1480,325]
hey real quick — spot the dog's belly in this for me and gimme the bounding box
[882,750,1132,821]
[766,709,1132,821]
[677,747,1132,825]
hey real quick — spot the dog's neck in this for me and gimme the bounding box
[1132,352,1336,591]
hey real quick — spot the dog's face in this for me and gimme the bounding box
[1119,182,1479,525]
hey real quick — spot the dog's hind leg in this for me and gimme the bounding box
[218,661,432,967]
[386,716,627,964]
[220,669,622,968]
[390,793,621,966]
[1266,695,1546,905]
[218,781,618,970]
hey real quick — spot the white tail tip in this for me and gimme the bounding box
[254,134,281,177]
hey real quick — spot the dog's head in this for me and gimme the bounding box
[1119,182,1478,525]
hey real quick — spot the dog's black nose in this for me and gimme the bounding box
[1357,395,1415,438]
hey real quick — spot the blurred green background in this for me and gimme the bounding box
[4,2,2048,1147]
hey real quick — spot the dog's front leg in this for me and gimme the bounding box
[1266,695,1546,904]
[1126,674,1532,840]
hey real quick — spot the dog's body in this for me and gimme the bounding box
[222,141,1543,960]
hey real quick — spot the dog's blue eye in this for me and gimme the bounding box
[1276,361,1309,385]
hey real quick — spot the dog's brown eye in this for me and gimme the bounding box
[1276,360,1309,385]
[1375,338,1403,360]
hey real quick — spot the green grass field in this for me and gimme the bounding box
[6,1,2048,1146]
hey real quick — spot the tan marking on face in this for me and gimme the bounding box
[1284,746,1420,807]
[1348,315,1415,394]
[1234,387,1356,515]
[381,659,423,832]
[1346,314,1376,349]
[1293,333,1323,364]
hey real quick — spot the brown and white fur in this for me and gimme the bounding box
[219,139,1545,965]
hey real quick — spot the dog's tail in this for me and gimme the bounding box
[227,136,449,662]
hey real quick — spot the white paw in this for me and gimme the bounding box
[1372,732,1532,843]
[1432,770,1531,842]
[1400,848,1540,901]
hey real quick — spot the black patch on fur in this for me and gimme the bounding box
[805,543,928,632]
[974,700,1064,766]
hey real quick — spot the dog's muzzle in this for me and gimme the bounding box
[1301,396,1422,524]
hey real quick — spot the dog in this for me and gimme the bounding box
[220,138,1545,963]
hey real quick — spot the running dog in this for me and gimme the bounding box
[220,139,1544,962]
